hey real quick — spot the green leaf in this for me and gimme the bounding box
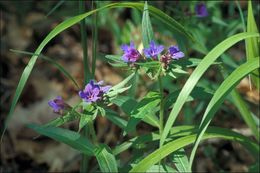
[28,124,95,155]
[189,58,260,169]
[105,55,123,63]
[142,1,154,48]
[78,113,93,132]
[173,58,221,68]
[160,32,260,147]
[146,164,177,173]
[3,2,194,139]
[111,96,138,115]
[95,144,118,172]
[171,148,190,173]
[43,111,80,127]
[111,96,159,128]
[105,109,127,130]
[246,0,259,89]
[130,127,259,172]
[125,92,161,133]
[108,72,135,93]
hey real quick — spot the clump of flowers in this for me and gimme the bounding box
[79,80,111,104]
[121,41,141,63]
[195,3,208,17]
[120,40,185,68]
[143,41,164,59]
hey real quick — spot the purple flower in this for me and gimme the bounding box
[168,46,185,60]
[195,3,208,17]
[48,96,66,113]
[79,80,111,104]
[143,41,164,59]
[121,41,141,63]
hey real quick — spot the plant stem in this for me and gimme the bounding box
[79,0,91,85]
[158,75,165,171]
[158,76,164,145]
[79,1,91,172]
[91,0,98,78]
[89,120,98,144]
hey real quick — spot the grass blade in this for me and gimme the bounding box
[130,127,259,172]
[189,58,260,169]
[246,0,259,89]
[160,32,260,147]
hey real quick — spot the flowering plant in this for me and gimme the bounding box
[3,1,259,173]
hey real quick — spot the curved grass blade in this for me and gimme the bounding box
[160,32,260,147]
[2,2,194,140]
[113,125,258,159]
[10,49,80,89]
[189,58,260,169]
[246,0,259,89]
[130,127,259,172]
[28,124,95,155]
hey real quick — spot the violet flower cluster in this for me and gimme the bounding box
[48,80,111,112]
[121,40,185,67]
[78,80,111,104]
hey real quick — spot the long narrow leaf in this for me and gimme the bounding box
[189,58,260,169]
[130,127,259,172]
[246,0,259,89]
[95,144,118,172]
[28,124,95,155]
[160,32,259,147]
[113,125,258,158]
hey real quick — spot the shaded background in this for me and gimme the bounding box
[1,1,259,172]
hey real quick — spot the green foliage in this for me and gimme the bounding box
[160,32,260,147]
[95,144,118,172]
[5,1,260,172]
[125,92,161,133]
[171,148,190,172]
[246,0,259,89]
[130,126,259,172]
[189,58,260,168]
[3,2,193,139]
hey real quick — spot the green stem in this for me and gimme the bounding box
[158,76,164,146]
[79,0,91,85]
[79,1,91,172]
[158,75,165,172]
[91,0,98,78]
[89,120,98,144]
